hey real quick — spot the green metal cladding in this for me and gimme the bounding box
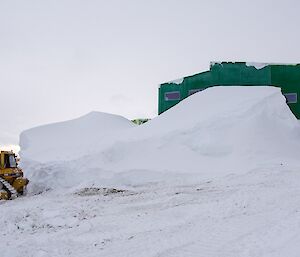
[158,62,300,119]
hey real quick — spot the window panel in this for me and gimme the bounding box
[165,91,180,101]
[284,93,297,104]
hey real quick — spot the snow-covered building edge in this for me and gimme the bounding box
[159,61,300,118]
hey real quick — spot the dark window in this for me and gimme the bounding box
[165,91,180,101]
[188,88,205,96]
[4,155,9,168]
[284,93,297,104]
[4,154,17,168]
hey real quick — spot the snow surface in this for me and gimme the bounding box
[19,111,136,163]
[2,164,300,257]
[2,86,300,257]
[211,62,268,70]
[246,62,268,70]
[165,77,184,85]
[20,86,300,192]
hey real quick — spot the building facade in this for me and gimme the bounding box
[158,62,300,118]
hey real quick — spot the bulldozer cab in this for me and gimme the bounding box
[0,150,28,200]
[0,151,18,169]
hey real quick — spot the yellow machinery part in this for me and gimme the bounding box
[12,177,29,193]
[0,190,9,200]
[0,151,29,199]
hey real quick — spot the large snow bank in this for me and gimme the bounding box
[20,86,300,191]
[19,111,136,163]
[9,86,300,257]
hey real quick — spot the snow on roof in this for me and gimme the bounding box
[164,77,184,85]
[245,62,269,69]
[211,61,299,70]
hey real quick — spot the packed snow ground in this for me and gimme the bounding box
[2,164,300,257]
[1,86,300,257]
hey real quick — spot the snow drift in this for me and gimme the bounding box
[20,86,300,192]
[19,111,136,163]
[8,86,300,257]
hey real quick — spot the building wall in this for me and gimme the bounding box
[270,65,300,119]
[158,62,300,118]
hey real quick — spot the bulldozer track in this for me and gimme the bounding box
[0,177,18,199]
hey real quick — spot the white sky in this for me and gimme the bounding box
[1,0,300,145]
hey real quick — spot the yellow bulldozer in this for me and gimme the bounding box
[0,151,29,200]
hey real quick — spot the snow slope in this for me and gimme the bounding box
[20,86,300,192]
[19,111,136,163]
[2,86,300,257]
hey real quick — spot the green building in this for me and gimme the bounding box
[158,62,300,119]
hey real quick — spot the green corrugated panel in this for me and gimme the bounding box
[184,71,216,96]
[212,62,271,85]
[271,64,300,118]
[158,82,182,115]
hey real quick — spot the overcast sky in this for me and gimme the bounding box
[1,0,300,146]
